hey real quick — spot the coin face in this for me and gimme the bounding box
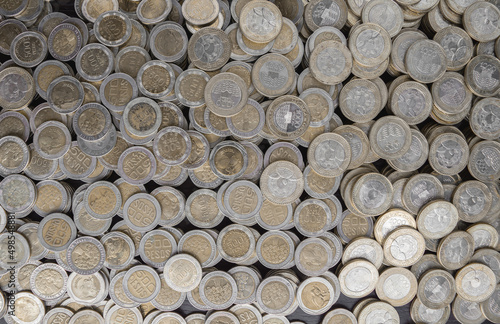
[188,27,231,72]
[417,200,458,239]
[118,146,157,185]
[256,231,294,269]
[437,231,475,270]
[209,141,247,180]
[256,276,295,314]
[453,180,492,222]
[0,66,36,110]
[11,31,48,68]
[47,76,84,114]
[411,297,451,324]
[417,269,456,309]
[66,236,106,275]
[204,72,248,117]
[123,193,161,232]
[164,254,203,293]
[94,10,132,47]
[123,265,161,303]
[339,259,379,298]
[182,0,219,25]
[468,140,500,181]
[136,0,172,25]
[463,1,500,42]
[252,53,296,97]
[239,0,283,44]
[376,267,417,307]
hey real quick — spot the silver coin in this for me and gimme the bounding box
[30,263,68,302]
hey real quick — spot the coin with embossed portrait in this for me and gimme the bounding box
[10,292,45,324]
[0,66,36,110]
[30,263,68,302]
[100,231,135,270]
[0,135,29,175]
[66,236,106,275]
[33,121,71,160]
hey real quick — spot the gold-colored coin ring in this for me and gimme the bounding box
[383,227,425,267]
[239,0,283,44]
[266,95,311,140]
[181,0,219,25]
[375,267,418,307]
[455,263,496,302]
[417,269,456,309]
[437,231,475,270]
[307,133,351,178]
[187,27,231,72]
[204,72,249,117]
[0,67,36,110]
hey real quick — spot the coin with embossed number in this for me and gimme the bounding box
[164,254,203,293]
[417,268,456,309]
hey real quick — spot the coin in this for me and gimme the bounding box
[428,131,469,176]
[468,140,500,182]
[43,307,74,324]
[452,296,486,324]
[342,237,383,269]
[252,53,296,97]
[0,232,30,268]
[416,200,458,239]
[10,31,47,68]
[322,308,357,324]
[188,27,231,71]
[336,210,374,244]
[256,231,295,269]
[164,254,203,293]
[338,259,378,298]
[297,277,334,315]
[256,275,295,314]
[30,263,68,302]
[118,146,157,184]
[209,140,247,180]
[182,0,219,25]
[123,193,161,232]
[383,226,425,267]
[66,236,106,275]
[136,0,172,24]
[309,41,352,85]
[295,237,333,276]
[376,267,417,307]
[455,263,496,303]
[437,231,475,270]
[122,265,161,303]
[149,22,188,63]
[402,173,444,214]
[293,199,331,237]
[433,26,473,71]
[94,10,132,47]
[467,223,499,250]
[204,72,248,117]
[0,135,29,175]
[410,297,451,324]
[11,292,45,324]
[463,1,500,42]
[100,231,135,270]
[417,268,456,309]
[137,60,176,101]
[0,66,36,110]
[0,174,37,214]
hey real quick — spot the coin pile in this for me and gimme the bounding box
[1,0,500,323]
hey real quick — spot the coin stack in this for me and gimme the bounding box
[1,0,500,323]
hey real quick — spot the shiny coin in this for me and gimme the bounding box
[178,230,217,267]
[164,254,202,292]
[349,23,391,67]
[405,39,447,83]
[310,40,352,85]
[468,140,500,182]
[333,125,370,169]
[480,283,500,322]
[369,116,412,160]
[10,31,47,68]
[428,131,469,176]
[383,227,425,267]
[304,0,347,31]
[455,263,496,302]
[338,259,379,298]
[188,27,231,71]
[437,231,475,270]
[118,146,157,185]
[266,95,310,140]
[410,297,451,324]
[463,1,500,42]
[260,161,304,205]
[209,140,247,180]
[294,199,331,237]
[199,270,238,309]
[453,180,492,222]
[470,97,500,140]
[452,296,486,324]
[239,0,282,43]
[11,292,45,324]
[297,277,334,315]
[43,307,74,324]
[175,69,210,107]
[402,173,444,214]
[465,54,500,97]
[433,26,473,71]
[467,223,499,250]
[342,237,383,269]
[416,200,458,239]
[376,267,417,307]
[139,229,177,268]
[307,133,350,178]
[83,181,121,219]
[295,237,332,276]
[204,72,248,117]
[182,0,219,25]
[417,269,456,309]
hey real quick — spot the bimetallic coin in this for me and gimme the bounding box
[339,259,379,298]
[256,276,295,314]
[260,161,304,205]
[465,54,500,97]
[297,277,334,315]
[204,72,248,117]
[293,199,331,237]
[266,95,310,140]
[115,46,151,78]
[123,193,161,232]
[295,237,332,276]
[76,44,114,83]
[73,103,112,143]
[153,126,192,166]
[47,76,84,114]
[417,269,456,309]
[239,0,282,43]
[182,0,219,25]
[139,229,177,268]
[82,181,121,220]
[43,307,74,324]
[33,121,71,160]
[416,200,458,239]
[164,254,202,293]
[349,23,391,67]
[310,41,352,85]
[480,283,500,322]
[105,305,142,324]
[405,39,447,83]
[175,69,210,107]
[186,189,225,228]
[0,67,36,110]
[94,10,132,47]
[402,173,444,214]
[149,22,188,63]
[322,308,357,324]
[109,271,140,308]
[123,265,161,303]
[252,53,296,98]
[351,172,393,217]
[37,213,77,252]
[467,223,499,250]
[453,180,492,222]
[463,1,500,42]
[383,227,425,267]
[428,132,469,176]
[198,270,238,310]
[257,231,295,269]
[11,292,45,324]
[303,166,341,200]
[410,298,451,324]
[118,146,157,185]
[468,140,500,182]
[188,27,231,71]
[376,267,417,307]
[123,97,162,137]
[362,0,403,37]
[0,174,36,214]
[336,210,374,244]
[137,60,176,100]
[66,236,106,275]
[437,231,475,270]
[30,263,68,302]
[136,0,172,25]
[342,237,383,269]
[455,263,496,302]
[0,19,28,55]
[307,133,350,178]
[10,31,47,68]
[209,140,247,180]
[304,0,347,31]
[470,98,500,140]
[100,231,135,270]
[369,116,412,160]
[0,136,29,175]
[1,110,30,141]
[433,26,473,71]
[452,296,486,324]
[264,141,305,171]
[0,232,30,268]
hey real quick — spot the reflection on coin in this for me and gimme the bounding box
[376,267,417,307]
[417,269,456,309]
[437,231,475,270]
[164,254,202,293]
[339,259,379,298]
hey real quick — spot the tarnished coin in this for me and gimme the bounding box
[480,283,500,322]
[416,200,458,239]
[252,53,296,97]
[100,231,135,269]
[294,199,331,237]
[295,237,332,276]
[123,193,161,232]
[188,27,231,71]
[10,31,47,68]
[437,231,475,270]
[76,43,114,82]
[123,97,162,137]
[66,236,105,275]
[428,131,469,176]
[164,254,202,293]
[149,22,188,63]
[304,0,347,31]
[256,275,295,314]
[138,229,177,268]
[10,292,45,324]
[0,67,36,110]
[266,95,310,140]
[0,135,29,175]
[33,121,71,160]
[350,172,393,217]
[0,232,30,268]
[453,180,492,222]
[73,103,112,143]
[383,227,425,267]
[0,19,28,55]
[153,126,192,166]
[47,23,83,61]
[376,267,417,307]
[362,0,403,37]
[209,140,247,180]
[123,265,161,303]
[37,213,77,252]
[178,230,217,267]
[303,166,341,200]
[137,60,175,100]
[338,259,379,298]
[417,269,456,309]
[47,76,84,114]
[182,0,219,25]
[186,189,224,228]
[94,11,132,47]
[199,270,238,309]
[264,141,305,171]
[238,0,282,43]
[455,263,496,302]
[336,210,374,244]
[30,263,68,302]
